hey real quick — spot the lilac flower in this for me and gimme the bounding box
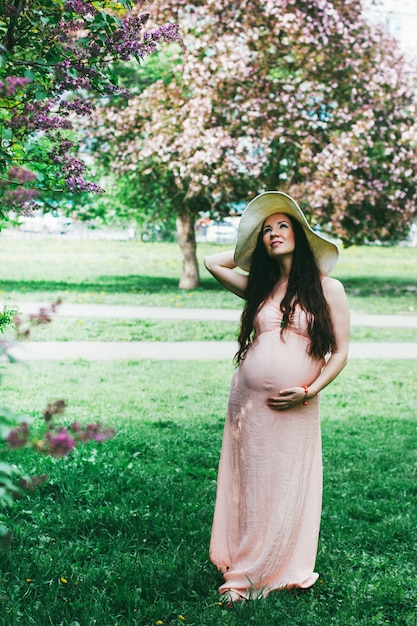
[3,188,39,210]
[0,76,31,97]
[70,421,116,442]
[62,157,87,177]
[29,307,52,326]
[13,314,23,327]
[44,400,66,423]
[9,100,73,132]
[151,24,183,44]
[16,202,38,217]
[105,15,152,61]
[60,99,94,116]
[66,176,103,193]
[105,84,131,98]
[64,0,96,17]
[7,167,37,184]
[54,60,99,92]
[88,41,101,58]
[46,428,76,457]
[7,423,30,449]
[55,140,77,155]
[85,423,116,442]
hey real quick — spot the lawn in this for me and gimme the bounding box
[0,359,416,625]
[0,237,416,315]
[10,316,417,343]
[0,237,416,625]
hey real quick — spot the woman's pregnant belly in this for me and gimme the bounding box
[238,330,323,394]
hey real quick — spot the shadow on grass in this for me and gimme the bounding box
[0,275,226,294]
[342,275,417,297]
[2,274,417,297]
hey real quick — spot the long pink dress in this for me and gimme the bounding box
[210,297,324,600]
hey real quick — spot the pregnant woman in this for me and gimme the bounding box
[204,191,350,602]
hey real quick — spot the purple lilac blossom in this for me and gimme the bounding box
[70,421,116,442]
[41,398,67,422]
[3,188,39,208]
[106,17,182,61]
[66,176,103,193]
[60,99,94,116]
[7,423,30,449]
[9,100,73,132]
[62,157,88,177]
[7,167,37,183]
[0,76,31,97]
[44,400,66,422]
[46,428,76,457]
[64,0,96,17]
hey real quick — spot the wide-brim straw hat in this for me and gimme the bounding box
[234,191,339,275]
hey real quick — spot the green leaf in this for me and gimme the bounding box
[24,70,36,81]
[0,487,16,508]
[1,128,13,141]
[0,523,11,537]
[0,463,14,476]
[34,90,49,101]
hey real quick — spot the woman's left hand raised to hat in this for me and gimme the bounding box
[204,250,248,299]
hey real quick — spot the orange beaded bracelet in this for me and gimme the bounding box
[302,385,309,406]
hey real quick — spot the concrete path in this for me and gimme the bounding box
[5,339,417,361]
[0,301,415,361]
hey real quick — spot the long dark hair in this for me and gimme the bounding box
[235,215,335,364]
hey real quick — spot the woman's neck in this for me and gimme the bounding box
[276,256,292,280]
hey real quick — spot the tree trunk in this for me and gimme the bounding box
[176,210,200,289]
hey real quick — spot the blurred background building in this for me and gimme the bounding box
[363,0,417,55]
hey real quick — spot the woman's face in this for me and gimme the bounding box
[262,212,295,261]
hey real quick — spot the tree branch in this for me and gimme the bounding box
[2,0,27,53]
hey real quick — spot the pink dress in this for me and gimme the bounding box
[210,297,324,600]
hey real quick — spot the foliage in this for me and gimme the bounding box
[0,0,181,218]
[91,0,417,246]
[0,305,115,535]
[67,168,179,227]
[0,395,115,537]
[0,303,17,334]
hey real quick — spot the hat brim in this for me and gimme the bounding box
[234,191,339,275]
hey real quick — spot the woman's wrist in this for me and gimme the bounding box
[302,385,309,405]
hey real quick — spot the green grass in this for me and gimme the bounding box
[13,316,417,342]
[0,238,416,314]
[0,359,416,626]
[18,317,240,342]
[0,237,416,624]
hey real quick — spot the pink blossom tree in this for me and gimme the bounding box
[91,0,417,288]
